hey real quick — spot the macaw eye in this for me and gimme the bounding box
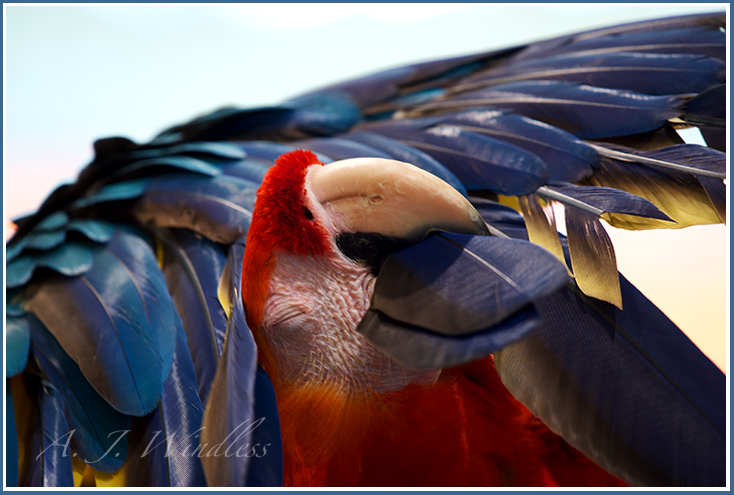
[303,206,314,220]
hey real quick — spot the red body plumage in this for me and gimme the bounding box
[275,357,627,487]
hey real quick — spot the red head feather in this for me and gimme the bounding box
[241,149,328,377]
[248,149,329,257]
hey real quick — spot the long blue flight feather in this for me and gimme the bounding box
[160,228,228,405]
[200,239,260,486]
[364,119,549,195]
[119,315,207,487]
[420,109,600,182]
[415,80,683,139]
[244,367,283,487]
[28,314,130,473]
[508,13,725,63]
[454,52,724,96]
[19,380,75,487]
[492,229,725,486]
[516,26,726,62]
[6,388,19,487]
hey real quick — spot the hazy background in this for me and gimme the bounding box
[4,4,728,370]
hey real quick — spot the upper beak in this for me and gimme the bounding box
[308,157,488,242]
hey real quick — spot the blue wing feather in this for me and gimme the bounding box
[20,380,75,487]
[131,174,258,244]
[28,314,130,473]
[200,239,260,487]
[419,80,683,139]
[371,232,569,336]
[24,229,175,417]
[120,317,207,487]
[244,367,283,487]
[161,228,228,405]
[6,388,19,487]
[458,52,724,96]
[365,119,549,195]
[6,315,30,377]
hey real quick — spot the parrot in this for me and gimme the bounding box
[5,11,726,488]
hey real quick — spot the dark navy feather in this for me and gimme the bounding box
[495,277,725,486]
[20,380,75,487]
[469,197,530,240]
[6,388,19,487]
[244,367,283,487]
[417,81,683,139]
[523,26,725,62]
[683,85,725,150]
[160,228,228,405]
[358,304,541,370]
[28,314,130,473]
[236,141,297,162]
[370,232,569,335]
[219,158,272,184]
[365,119,549,195]
[433,109,599,182]
[507,13,725,63]
[492,221,725,486]
[131,174,257,244]
[454,52,724,96]
[308,49,518,109]
[200,239,259,487]
[541,182,672,221]
[281,92,362,137]
[292,136,394,161]
[593,143,725,178]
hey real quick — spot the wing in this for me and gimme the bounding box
[6,11,725,488]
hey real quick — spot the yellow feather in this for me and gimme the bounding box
[518,195,570,274]
[565,207,623,309]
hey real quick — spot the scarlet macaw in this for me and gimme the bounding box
[5,11,726,488]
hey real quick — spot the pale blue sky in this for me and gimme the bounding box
[3,4,728,369]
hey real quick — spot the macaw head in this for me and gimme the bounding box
[242,149,487,394]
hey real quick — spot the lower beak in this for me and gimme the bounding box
[308,157,488,242]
